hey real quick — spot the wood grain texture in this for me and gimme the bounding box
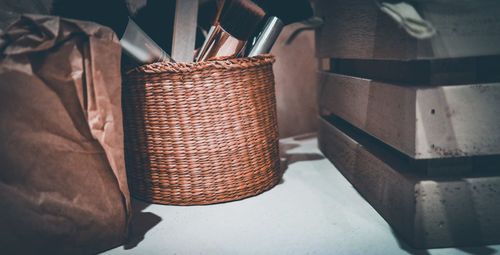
[314,0,500,60]
[318,71,500,159]
[318,71,416,156]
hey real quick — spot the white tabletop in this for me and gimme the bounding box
[105,134,500,255]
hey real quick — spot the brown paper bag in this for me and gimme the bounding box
[0,14,130,255]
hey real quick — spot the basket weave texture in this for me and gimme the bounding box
[123,55,281,205]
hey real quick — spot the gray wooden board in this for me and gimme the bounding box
[314,0,500,60]
[172,0,198,62]
[318,71,500,159]
[318,116,500,248]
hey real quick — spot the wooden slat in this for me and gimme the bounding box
[318,71,500,159]
[318,116,500,248]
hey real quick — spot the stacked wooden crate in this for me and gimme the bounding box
[315,0,500,248]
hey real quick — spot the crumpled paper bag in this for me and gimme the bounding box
[0,14,130,255]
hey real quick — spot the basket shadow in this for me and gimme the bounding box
[278,141,325,185]
[123,199,162,250]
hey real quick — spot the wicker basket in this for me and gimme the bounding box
[123,55,281,205]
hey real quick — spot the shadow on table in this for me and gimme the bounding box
[458,246,498,255]
[123,198,162,250]
[391,228,498,255]
[392,229,431,255]
[280,141,324,166]
[278,141,325,184]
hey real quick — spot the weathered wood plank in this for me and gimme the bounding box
[318,71,500,159]
[314,0,500,60]
[318,116,500,248]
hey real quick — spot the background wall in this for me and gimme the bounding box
[271,24,318,138]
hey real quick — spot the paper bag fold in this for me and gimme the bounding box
[0,14,130,255]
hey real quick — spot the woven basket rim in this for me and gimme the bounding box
[127,54,275,75]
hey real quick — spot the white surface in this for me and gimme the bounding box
[105,134,500,255]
